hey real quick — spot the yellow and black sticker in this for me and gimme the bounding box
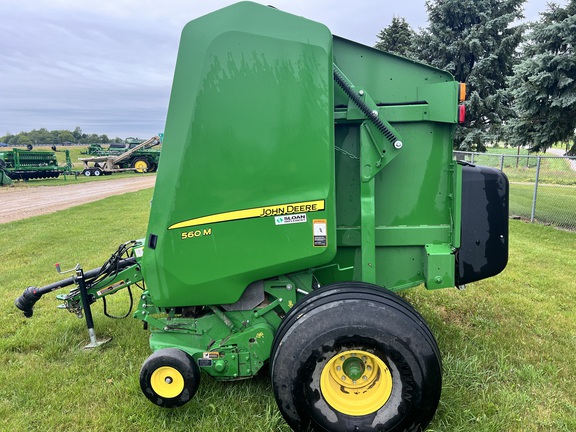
[313,219,327,247]
[168,199,325,230]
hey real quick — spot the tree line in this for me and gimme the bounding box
[0,127,123,146]
[375,0,576,155]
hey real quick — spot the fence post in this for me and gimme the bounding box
[499,154,504,171]
[471,152,475,164]
[530,156,541,222]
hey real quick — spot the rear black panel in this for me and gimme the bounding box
[457,164,509,285]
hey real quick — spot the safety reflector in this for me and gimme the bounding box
[458,105,466,123]
[459,83,466,102]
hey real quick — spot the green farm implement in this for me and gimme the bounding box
[15,3,509,431]
[0,148,72,182]
[79,136,161,176]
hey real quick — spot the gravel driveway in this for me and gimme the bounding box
[0,176,156,224]
[547,147,576,171]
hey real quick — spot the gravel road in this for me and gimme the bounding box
[547,147,576,171]
[0,176,156,224]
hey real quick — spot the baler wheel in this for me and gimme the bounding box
[270,282,441,432]
[139,348,200,408]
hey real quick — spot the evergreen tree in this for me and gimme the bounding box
[414,0,525,150]
[507,0,576,154]
[375,17,416,57]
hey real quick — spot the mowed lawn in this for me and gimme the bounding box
[0,189,574,431]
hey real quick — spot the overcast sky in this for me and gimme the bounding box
[0,0,557,139]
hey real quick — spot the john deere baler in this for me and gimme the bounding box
[16,3,508,431]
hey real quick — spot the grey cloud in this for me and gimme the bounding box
[0,0,553,139]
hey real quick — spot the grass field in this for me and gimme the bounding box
[1,190,575,431]
[459,147,576,186]
[458,147,576,230]
[509,183,576,229]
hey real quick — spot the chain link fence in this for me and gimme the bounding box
[455,150,576,231]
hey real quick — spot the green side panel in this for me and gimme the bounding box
[316,38,460,290]
[143,2,336,307]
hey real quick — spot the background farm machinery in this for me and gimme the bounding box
[79,136,161,176]
[0,147,72,184]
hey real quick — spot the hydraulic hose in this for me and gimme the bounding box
[14,257,136,318]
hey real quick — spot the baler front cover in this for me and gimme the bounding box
[143,2,336,307]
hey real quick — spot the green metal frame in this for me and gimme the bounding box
[137,274,309,380]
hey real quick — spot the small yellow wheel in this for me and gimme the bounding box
[320,350,392,416]
[132,158,150,173]
[150,366,185,399]
[140,348,200,407]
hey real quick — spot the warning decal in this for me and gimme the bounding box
[313,219,327,247]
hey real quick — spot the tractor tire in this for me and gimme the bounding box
[270,282,442,432]
[140,348,200,408]
[132,157,150,173]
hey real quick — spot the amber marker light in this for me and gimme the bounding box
[459,83,467,102]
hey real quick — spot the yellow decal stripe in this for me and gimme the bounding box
[168,200,325,230]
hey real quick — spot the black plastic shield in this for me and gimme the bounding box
[457,164,509,285]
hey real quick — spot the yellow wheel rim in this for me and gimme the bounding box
[134,160,148,172]
[150,366,185,398]
[320,350,392,416]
